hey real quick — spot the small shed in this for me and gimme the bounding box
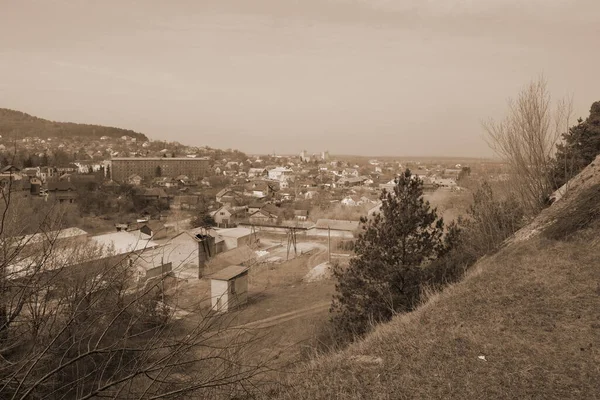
[209,265,249,313]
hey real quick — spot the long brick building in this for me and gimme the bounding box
[110,157,211,182]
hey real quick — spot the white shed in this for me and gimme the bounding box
[209,265,249,313]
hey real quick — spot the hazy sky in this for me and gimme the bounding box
[1,0,599,157]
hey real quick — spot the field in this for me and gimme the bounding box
[161,235,344,380]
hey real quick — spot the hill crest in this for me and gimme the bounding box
[0,108,148,141]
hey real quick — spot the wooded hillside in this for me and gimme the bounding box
[0,108,148,141]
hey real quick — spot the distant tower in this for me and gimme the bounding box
[321,151,330,161]
[300,150,308,163]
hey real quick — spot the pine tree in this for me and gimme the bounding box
[331,169,456,338]
[552,101,600,189]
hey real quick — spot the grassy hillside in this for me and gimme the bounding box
[0,108,148,141]
[270,158,600,400]
[272,234,600,399]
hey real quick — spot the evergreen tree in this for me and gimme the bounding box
[23,155,33,168]
[552,101,600,189]
[331,169,456,338]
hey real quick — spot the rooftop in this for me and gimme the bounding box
[16,227,88,247]
[209,265,249,281]
[90,231,159,255]
[315,219,360,231]
[111,157,210,161]
[215,227,252,239]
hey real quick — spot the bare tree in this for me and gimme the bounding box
[483,76,573,215]
[0,178,275,399]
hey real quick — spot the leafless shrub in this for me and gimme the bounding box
[483,76,573,215]
[0,180,273,399]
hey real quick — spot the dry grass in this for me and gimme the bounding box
[543,184,600,240]
[269,231,600,399]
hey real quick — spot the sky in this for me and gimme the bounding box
[1,0,599,157]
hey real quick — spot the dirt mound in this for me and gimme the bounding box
[510,154,600,243]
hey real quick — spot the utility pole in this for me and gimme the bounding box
[328,226,331,263]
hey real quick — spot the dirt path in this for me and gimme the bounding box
[234,301,330,330]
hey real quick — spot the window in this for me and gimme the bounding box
[230,282,236,295]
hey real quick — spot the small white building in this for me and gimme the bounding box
[268,167,294,182]
[209,265,249,313]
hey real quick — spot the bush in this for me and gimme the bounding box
[458,182,524,259]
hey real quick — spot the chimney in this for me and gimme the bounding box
[197,232,216,279]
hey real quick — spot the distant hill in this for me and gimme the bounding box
[0,108,148,141]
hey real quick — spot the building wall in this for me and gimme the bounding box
[307,228,355,239]
[211,279,229,312]
[110,158,210,182]
[230,274,248,309]
[210,274,248,313]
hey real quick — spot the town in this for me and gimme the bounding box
[0,113,506,387]
[3,0,598,397]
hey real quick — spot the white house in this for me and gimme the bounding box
[268,167,294,182]
[248,168,267,178]
[341,196,361,207]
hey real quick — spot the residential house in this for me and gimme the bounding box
[22,167,40,179]
[248,168,267,178]
[268,167,295,182]
[244,180,274,198]
[56,164,78,176]
[341,196,361,207]
[126,174,142,186]
[216,188,241,205]
[248,204,282,225]
[39,166,55,181]
[154,177,178,188]
[412,169,430,181]
[279,192,293,201]
[247,202,265,214]
[0,165,21,183]
[140,188,170,203]
[294,209,309,221]
[176,175,196,186]
[127,220,168,240]
[342,168,359,178]
[47,181,78,204]
[172,195,202,210]
[211,205,246,228]
[337,176,367,187]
